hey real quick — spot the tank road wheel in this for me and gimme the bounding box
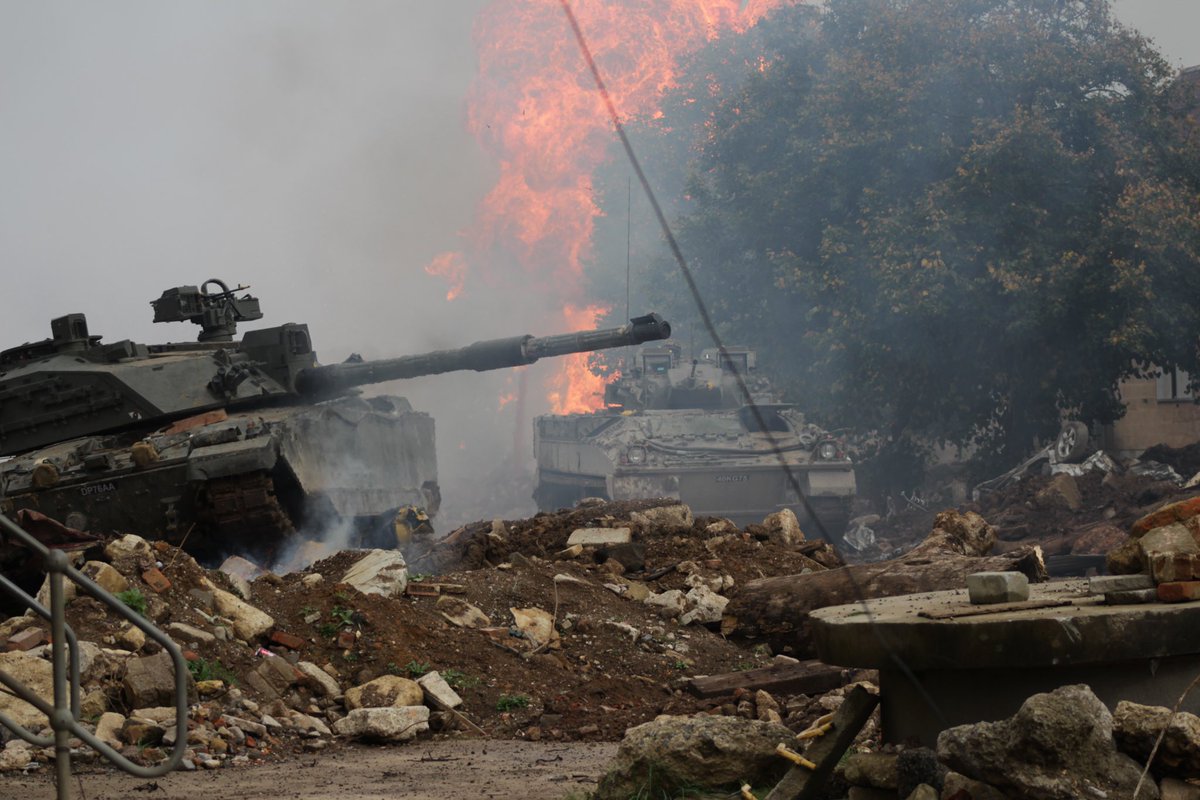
[1054,421,1090,464]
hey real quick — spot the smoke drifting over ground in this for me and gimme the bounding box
[0,3,1196,532]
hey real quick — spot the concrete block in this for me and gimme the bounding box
[1104,588,1160,605]
[566,527,632,547]
[1088,574,1153,594]
[966,572,1030,605]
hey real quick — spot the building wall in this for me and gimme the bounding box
[1106,373,1200,453]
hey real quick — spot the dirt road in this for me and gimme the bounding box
[3,740,618,800]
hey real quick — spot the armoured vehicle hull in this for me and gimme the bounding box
[0,281,671,567]
[533,345,856,537]
[534,407,855,532]
[0,396,436,563]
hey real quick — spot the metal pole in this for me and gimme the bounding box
[47,549,71,800]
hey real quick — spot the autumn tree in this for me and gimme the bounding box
[589,0,1200,481]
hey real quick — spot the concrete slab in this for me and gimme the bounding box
[810,580,1200,745]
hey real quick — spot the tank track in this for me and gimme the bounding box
[200,472,294,548]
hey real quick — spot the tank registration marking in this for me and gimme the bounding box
[714,475,749,483]
[80,482,118,496]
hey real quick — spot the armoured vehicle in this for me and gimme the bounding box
[533,343,856,537]
[0,280,670,565]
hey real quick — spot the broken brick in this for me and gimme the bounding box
[405,583,440,598]
[269,630,306,651]
[336,630,356,649]
[142,567,172,593]
[1157,581,1200,603]
[4,627,48,652]
[1149,552,1200,584]
[1132,497,1200,537]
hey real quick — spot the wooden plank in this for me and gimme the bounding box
[764,685,879,800]
[918,598,1072,620]
[687,659,847,699]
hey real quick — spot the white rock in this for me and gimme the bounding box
[167,622,216,645]
[510,607,558,649]
[645,590,688,617]
[567,527,632,547]
[631,505,694,529]
[0,741,34,772]
[105,534,154,563]
[0,652,53,729]
[95,712,126,748]
[333,706,430,742]
[81,561,130,594]
[417,671,462,710]
[679,585,730,625]
[201,579,275,640]
[340,550,409,597]
[296,661,341,698]
[290,711,332,736]
[118,623,146,652]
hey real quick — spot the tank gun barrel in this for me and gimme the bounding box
[293,313,671,396]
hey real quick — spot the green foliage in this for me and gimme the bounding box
[187,658,236,685]
[330,606,354,627]
[115,588,147,617]
[590,0,1200,478]
[403,660,431,678]
[441,668,479,690]
[495,693,531,712]
[317,622,339,639]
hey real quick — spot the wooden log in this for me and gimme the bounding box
[687,658,848,699]
[722,545,1045,656]
[763,684,879,800]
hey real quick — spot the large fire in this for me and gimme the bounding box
[427,0,786,412]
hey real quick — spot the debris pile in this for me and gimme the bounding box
[593,683,1200,799]
[861,443,1200,570]
[0,499,874,774]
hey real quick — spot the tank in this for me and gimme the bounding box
[533,343,856,538]
[0,280,671,565]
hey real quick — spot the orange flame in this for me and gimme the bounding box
[429,0,787,410]
[546,304,621,414]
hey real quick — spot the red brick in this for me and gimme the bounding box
[142,567,172,593]
[1157,581,1200,603]
[4,627,48,652]
[269,630,306,650]
[1133,497,1200,537]
[405,583,440,598]
[335,630,356,649]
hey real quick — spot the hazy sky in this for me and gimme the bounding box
[0,1,1196,524]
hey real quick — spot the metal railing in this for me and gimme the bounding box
[0,512,189,799]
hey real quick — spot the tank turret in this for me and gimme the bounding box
[603,343,774,411]
[0,281,671,566]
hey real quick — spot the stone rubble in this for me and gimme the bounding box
[5,480,1200,800]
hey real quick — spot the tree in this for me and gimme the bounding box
[588,0,1200,481]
